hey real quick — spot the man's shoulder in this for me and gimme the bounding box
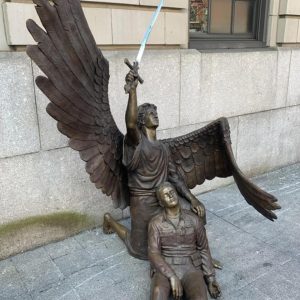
[182,209,204,226]
[182,209,197,219]
[149,212,164,226]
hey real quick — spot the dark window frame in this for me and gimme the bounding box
[189,0,270,49]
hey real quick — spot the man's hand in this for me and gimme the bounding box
[208,279,221,299]
[190,196,206,219]
[170,275,183,300]
[125,69,139,93]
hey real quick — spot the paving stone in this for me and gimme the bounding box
[11,247,50,269]
[201,185,248,217]
[85,238,126,262]
[0,260,27,299]
[226,286,272,300]
[30,281,74,300]
[248,270,300,300]
[59,289,81,300]
[75,256,149,300]
[74,229,112,249]
[53,248,96,277]
[17,259,63,293]
[44,237,83,260]
[0,294,33,300]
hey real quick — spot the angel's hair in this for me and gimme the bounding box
[137,103,157,129]
[156,182,175,206]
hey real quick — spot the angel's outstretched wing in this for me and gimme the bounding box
[162,118,280,221]
[26,0,129,208]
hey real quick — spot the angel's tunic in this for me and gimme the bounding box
[123,132,170,259]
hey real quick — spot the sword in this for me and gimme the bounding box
[124,0,164,93]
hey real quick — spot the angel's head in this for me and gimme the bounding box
[137,103,159,129]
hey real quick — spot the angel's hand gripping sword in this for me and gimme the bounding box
[124,0,164,93]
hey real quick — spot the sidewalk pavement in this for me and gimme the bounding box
[1,163,300,300]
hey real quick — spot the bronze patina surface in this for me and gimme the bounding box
[148,182,221,300]
[26,0,280,263]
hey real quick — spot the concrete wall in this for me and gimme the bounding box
[1,48,300,258]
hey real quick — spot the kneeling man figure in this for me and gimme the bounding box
[148,182,221,300]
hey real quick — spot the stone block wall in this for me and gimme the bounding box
[1,48,300,259]
[0,0,188,50]
[270,0,300,46]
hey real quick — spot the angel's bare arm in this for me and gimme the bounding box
[168,161,206,218]
[125,70,140,146]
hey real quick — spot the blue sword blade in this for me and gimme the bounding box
[136,0,164,64]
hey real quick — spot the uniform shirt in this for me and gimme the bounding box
[148,209,215,280]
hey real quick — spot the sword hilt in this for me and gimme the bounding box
[124,58,144,94]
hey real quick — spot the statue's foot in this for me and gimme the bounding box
[103,213,114,234]
[212,258,223,270]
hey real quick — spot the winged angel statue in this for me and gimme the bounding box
[26,0,280,261]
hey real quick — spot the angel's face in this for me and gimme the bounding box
[144,109,159,129]
[159,186,179,208]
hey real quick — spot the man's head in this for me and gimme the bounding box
[156,182,179,208]
[137,103,159,129]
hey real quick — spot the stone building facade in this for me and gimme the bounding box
[0,0,299,259]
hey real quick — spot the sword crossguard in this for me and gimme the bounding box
[124,58,144,94]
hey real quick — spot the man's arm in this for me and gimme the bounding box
[125,70,140,146]
[195,217,215,279]
[148,220,176,279]
[195,218,221,298]
[168,161,206,219]
[148,220,183,299]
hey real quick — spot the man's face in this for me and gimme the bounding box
[159,186,179,208]
[144,109,159,129]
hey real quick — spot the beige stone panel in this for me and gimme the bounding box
[181,50,282,126]
[0,0,10,50]
[83,8,112,44]
[3,3,112,45]
[269,0,280,16]
[3,2,40,45]
[112,9,164,44]
[0,52,40,158]
[298,20,300,42]
[287,49,300,106]
[140,0,188,9]
[32,63,69,151]
[266,15,278,47]
[236,106,300,177]
[165,11,188,46]
[0,148,122,225]
[276,48,291,107]
[279,0,300,15]
[277,18,298,43]
[279,0,288,15]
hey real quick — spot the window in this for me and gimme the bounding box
[189,0,269,49]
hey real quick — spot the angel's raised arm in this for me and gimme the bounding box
[125,70,140,146]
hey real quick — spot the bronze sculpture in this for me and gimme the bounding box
[149,182,221,300]
[26,0,280,263]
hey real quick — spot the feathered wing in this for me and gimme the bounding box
[162,118,280,221]
[26,0,129,208]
